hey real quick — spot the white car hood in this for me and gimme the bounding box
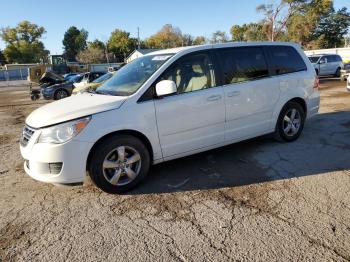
[26,93,126,128]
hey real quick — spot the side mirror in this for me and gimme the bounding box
[319,59,326,64]
[155,80,177,97]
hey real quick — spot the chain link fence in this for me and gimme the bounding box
[0,68,29,81]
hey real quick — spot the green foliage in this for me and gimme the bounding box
[211,31,228,44]
[193,36,207,45]
[313,7,350,48]
[62,26,88,61]
[0,49,6,64]
[107,29,136,61]
[231,23,268,41]
[89,39,105,49]
[146,24,183,48]
[0,21,49,63]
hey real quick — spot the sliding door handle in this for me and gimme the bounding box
[227,91,241,97]
[206,95,222,101]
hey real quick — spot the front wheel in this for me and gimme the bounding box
[54,89,69,100]
[274,102,305,142]
[89,135,150,194]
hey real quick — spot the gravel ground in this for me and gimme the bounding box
[0,79,349,261]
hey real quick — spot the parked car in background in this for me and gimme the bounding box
[72,72,115,95]
[340,64,350,81]
[308,54,344,77]
[20,42,320,194]
[42,73,83,100]
[63,73,80,81]
[73,71,106,89]
[39,72,66,88]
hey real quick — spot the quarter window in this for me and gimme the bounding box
[268,46,307,75]
[159,53,215,94]
[218,47,268,85]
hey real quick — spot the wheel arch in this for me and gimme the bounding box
[273,97,307,131]
[86,129,154,171]
[288,97,307,116]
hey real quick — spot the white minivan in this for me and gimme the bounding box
[20,42,320,193]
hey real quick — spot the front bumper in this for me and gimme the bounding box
[20,129,93,184]
[41,89,55,100]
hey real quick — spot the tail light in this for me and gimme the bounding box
[313,76,319,89]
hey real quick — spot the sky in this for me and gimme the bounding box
[0,0,349,54]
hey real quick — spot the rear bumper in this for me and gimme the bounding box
[307,90,320,119]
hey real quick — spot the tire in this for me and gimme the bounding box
[334,67,341,78]
[54,89,69,100]
[274,101,305,142]
[89,135,151,194]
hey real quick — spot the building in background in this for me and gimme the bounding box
[126,49,160,63]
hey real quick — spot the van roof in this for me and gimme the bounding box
[147,42,300,56]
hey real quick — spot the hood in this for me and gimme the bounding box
[40,72,65,84]
[26,93,127,128]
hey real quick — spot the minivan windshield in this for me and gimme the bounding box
[308,56,320,63]
[97,54,173,96]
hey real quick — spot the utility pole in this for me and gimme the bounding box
[137,27,141,50]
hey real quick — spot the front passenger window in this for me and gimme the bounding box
[160,53,215,94]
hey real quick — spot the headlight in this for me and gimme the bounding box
[38,116,91,144]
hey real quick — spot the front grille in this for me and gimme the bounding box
[20,125,35,147]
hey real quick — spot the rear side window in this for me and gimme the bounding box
[218,47,268,85]
[327,55,335,62]
[268,46,307,75]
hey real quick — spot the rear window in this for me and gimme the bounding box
[218,47,269,85]
[268,46,307,75]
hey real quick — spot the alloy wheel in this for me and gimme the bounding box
[283,108,301,137]
[102,146,142,186]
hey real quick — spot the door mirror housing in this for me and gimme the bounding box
[155,80,177,97]
[319,59,326,64]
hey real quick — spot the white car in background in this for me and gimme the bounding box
[308,54,344,77]
[20,42,320,194]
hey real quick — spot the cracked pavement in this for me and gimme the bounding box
[0,79,349,261]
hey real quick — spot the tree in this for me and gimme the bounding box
[182,34,194,46]
[0,20,49,63]
[107,29,136,62]
[0,49,6,65]
[89,39,105,49]
[62,26,88,61]
[312,7,350,48]
[76,46,106,64]
[193,36,207,45]
[230,23,268,42]
[211,31,228,43]
[287,0,333,47]
[256,0,305,41]
[145,24,183,48]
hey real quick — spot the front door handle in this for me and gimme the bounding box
[207,95,222,101]
[227,91,241,97]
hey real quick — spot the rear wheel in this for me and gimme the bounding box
[54,89,69,100]
[274,101,305,142]
[89,135,150,194]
